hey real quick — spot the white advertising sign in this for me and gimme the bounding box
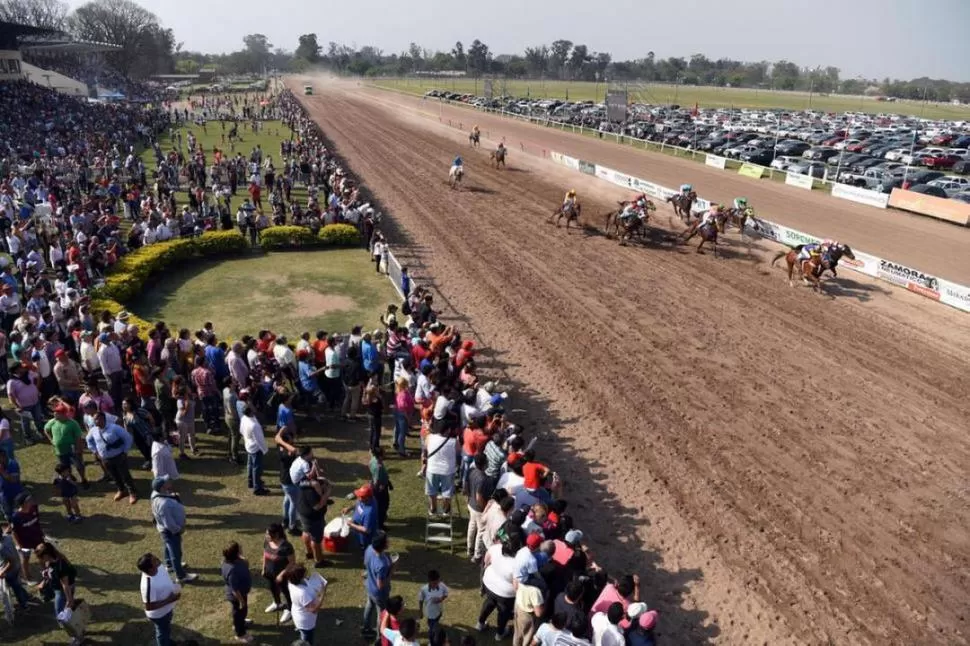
[831,183,890,209]
[939,279,970,313]
[785,172,814,190]
[561,154,580,171]
[705,154,727,170]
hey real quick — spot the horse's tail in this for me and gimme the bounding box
[770,250,788,266]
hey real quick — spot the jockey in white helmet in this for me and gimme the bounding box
[680,183,694,195]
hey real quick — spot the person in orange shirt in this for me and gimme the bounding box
[311,330,328,366]
[427,323,454,356]
[460,414,490,482]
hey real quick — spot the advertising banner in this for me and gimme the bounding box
[549,152,564,166]
[578,160,596,176]
[785,172,814,190]
[738,163,766,179]
[561,154,580,171]
[831,183,890,209]
[595,165,612,182]
[876,259,941,299]
[939,279,970,313]
[705,155,727,170]
[888,188,970,225]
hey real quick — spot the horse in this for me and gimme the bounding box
[680,212,727,256]
[449,165,464,189]
[604,200,656,238]
[666,191,696,222]
[550,201,582,231]
[469,130,481,148]
[772,243,856,289]
[724,207,754,237]
[490,148,507,169]
[618,213,651,245]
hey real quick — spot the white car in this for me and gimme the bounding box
[927,179,968,197]
[884,148,910,162]
[941,175,970,187]
[770,155,802,171]
[833,138,862,151]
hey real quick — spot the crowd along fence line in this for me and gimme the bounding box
[544,149,970,315]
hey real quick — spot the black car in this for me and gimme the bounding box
[905,170,945,185]
[952,160,970,174]
[907,183,948,198]
[775,140,810,156]
[740,148,775,165]
[803,147,839,161]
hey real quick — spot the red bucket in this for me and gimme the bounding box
[324,534,349,553]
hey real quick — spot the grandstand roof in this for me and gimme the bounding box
[0,19,60,49]
[20,40,121,54]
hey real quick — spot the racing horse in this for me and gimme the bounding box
[449,165,464,189]
[772,243,856,289]
[603,200,656,238]
[666,191,697,222]
[724,207,755,237]
[489,147,507,169]
[680,212,727,256]
[550,201,582,231]
[468,130,481,148]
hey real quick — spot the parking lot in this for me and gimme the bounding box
[425,89,970,202]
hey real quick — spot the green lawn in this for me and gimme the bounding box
[374,77,970,120]
[127,250,396,341]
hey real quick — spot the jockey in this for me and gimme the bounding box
[680,183,694,196]
[797,243,823,262]
[497,142,505,150]
[619,202,639,224]
[699,206,719,228]
[472,125,480,135]
[563,189,578,213]
[733,197,748,211]
[453,155,463,168]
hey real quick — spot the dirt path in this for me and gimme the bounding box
[358,85,970,285]
[291,79,970,645]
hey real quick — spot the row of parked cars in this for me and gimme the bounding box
[423,89,970,202]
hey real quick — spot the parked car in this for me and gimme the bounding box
[928,179,968,197]
[788,160,827,178]
[952,160,970,174]
[740,148,775,165]
[922,153,963,169]
[884,148,911,162]
[903,170,945,186]
[770,155,803,171]
[803,147,839,161]
[906,183,949,198]
[952,192,970,204]
[775,140,810,156]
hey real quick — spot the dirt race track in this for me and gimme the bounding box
[290,79,970,645]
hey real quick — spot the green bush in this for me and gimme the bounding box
[318,223,361,247]
[97,232,248,302]
[259,225,322,250]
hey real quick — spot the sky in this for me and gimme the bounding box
[67,0,970,81]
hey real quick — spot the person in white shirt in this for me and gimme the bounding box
[240,406,269,494]
[424,431,457,516]
[591,603,626,646]
[417,569,449,634]
[381,616,420,646]
[137,552,181,645]
[142,226,157,246]
[156,223,172,241]
[272,337,296,373]
[280,564,327,644]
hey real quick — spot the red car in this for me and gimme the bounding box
[846,140,870,153]
[931,133,955,145]
[922,153,962,169]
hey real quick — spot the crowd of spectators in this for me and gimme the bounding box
[20,52,157,101]
[0,78,659,646]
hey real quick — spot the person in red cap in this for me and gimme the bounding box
[454,340,475,369]
[344,482,378,549]
[43,400,88,488]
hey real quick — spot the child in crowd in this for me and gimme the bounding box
[417,569,449,636]
[53,463,82,523]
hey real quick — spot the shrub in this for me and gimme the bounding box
[89,296,154,340]
[192,230,250,255]
[259,225,322,250]
[318,223,360,247]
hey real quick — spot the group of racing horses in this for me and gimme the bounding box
[455,126,854,291]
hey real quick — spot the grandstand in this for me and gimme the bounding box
[0,19,126,99]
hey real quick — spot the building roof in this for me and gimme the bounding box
[0,20,61,49]
[20,40,121,55]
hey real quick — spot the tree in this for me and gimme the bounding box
[451,41,465,70]
[523,45,549,77]
[69,0,173,77]
[467,39,490,75]
[408,42,423,71]
[568,44,589,79]
[295,33,321,63]
[242,33,272,72]
[549,39,572,79]
[0,0,68,30]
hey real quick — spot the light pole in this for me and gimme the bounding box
[901,84,929,188]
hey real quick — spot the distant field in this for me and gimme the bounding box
[374,77,970,120]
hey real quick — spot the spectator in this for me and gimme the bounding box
[33,542,76,622]
[97,332,124,408]
[0,521,32,614]
[362,530,393,639]
[274,418,301,536]
[280,563,327,644]
[43,401,88,487]
[588,574,639,624]
[590,602,625,646]
[7,363,44,445]
[417,568,449,636]
[190,356,221,434]
[220,541,254,643]
[239,405,269,495]
[369,447,391,531]
[295,461,331,569]
[340,345,363,420]
[364,379,384,451]
[261,523,294,625]
[344,483,378,549]
[137,552,182,646]
[173,381,197,458]
[512,573,545,646]
[553,580,590,640]
[0,448,24,521]
[151,429,179,481]
[465,452,496,562]
[392,376,413,457]
[149,475,198,584]
[53,462,83,523]
[296,350,326,404]
[222,377,242,465]
[121,397,156,470]
[379,594,404,646]
[477,538,517,639]
[87,410,138,504]
[425,428,457,517]
[10,492,45,582]
[627,609,659,646]
[381,616,419,646]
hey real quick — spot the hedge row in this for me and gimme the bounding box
[258,223,361,250]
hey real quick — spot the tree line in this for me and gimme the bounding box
[1,0,967,103]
